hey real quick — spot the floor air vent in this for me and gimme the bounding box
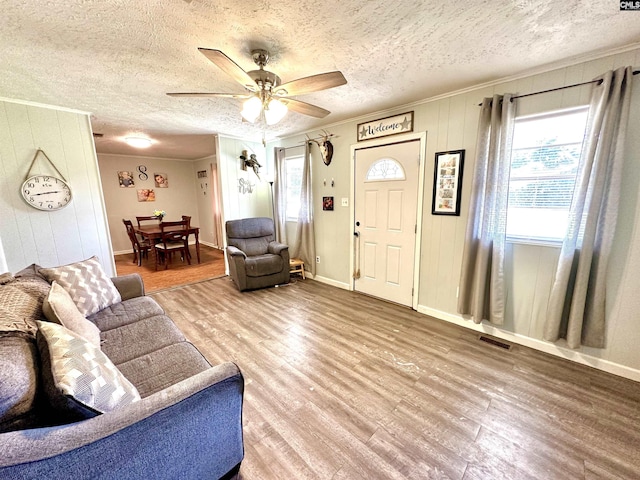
[479,335,512,350]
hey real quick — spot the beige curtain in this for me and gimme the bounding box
[457,94,516,325]
[544,67,633,349]
[273,147,288,244]
[210,163,223,248]
[291,142,316,276]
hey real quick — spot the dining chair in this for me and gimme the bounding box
[136,215,160,228]
[154,220,191,270]
[181,215,193,259]
[122,219,151,266]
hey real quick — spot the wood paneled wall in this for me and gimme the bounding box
[0,99,115,276]
[417,48,640,379]
[217,135,271,232]
[270,47,640,380]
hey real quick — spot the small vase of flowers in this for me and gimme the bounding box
[153,209,166,221]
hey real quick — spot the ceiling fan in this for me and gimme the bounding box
[167,48,347,125]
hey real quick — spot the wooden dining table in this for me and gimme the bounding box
[135,224,201,264]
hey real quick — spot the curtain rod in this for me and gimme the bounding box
[477,69,639,106]
[279,144,305,151]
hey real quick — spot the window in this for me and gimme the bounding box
[506,107,589,242]
[366,157,406,181]
[285,156,304,220]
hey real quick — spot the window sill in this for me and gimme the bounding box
[506,236,563,248]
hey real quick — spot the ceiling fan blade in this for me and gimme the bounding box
[197,48,257,90]
[167,92,251,98]
[274,71,347,96]
[280,98,330,118]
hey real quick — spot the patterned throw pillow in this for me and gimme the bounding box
[42,282,101,348]
[36,321,140,420]
[39,257,121,317]
[0,276,50,337]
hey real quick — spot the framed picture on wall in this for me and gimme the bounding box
[432,150,465,216]
[137,189,156,202]
[154,173,169,188]
[323,196,334,211]
[118,171,135,188]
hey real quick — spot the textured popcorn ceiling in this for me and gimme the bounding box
[0,0,639,159]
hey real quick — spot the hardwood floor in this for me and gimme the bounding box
[114,244,226,292]
[152,277,640,480]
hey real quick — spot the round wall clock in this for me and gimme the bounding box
[21,175,72,211]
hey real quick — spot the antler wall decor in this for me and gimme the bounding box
[306,130,335,166]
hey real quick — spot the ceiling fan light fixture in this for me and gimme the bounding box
[124,136,153,148]
[241,96,262,123]
[170,48,346,126]
[264,98,288,125]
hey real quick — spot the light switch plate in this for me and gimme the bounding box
[341,198,349,207]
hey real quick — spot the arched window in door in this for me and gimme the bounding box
[365,157,406,182]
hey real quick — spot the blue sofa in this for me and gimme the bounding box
[0,268,244,479]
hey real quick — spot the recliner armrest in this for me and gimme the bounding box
[268,242,289,255]
[227,246,247,258]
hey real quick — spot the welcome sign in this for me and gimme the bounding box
[357,112,414,141]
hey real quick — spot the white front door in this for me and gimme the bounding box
[354,140,421,306]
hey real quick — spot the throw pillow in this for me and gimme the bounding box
[14,263,46,281]
[0,275,50,337]
[39,257,121,317]
[43,281,101,348]
[36,321,140,421]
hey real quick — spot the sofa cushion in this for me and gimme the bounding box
[88,296,164,331]
[0,334,41,433]
[100,314,185,365]
[244,254,284,277]
[39,257,121,317]
[116,342,211,398]
[36,321,140,422]
[0,275,50,337]
[43,282,101,348]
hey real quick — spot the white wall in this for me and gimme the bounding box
[98,153,201,253]
[193,155,221,247]
[217,135,271,235]
[269,48,640,380]
[0,98,115,275]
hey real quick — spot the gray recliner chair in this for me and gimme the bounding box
[225,217,290,291]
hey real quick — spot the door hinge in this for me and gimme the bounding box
[415,224,417,234]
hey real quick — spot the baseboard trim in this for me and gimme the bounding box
[199,240,222,249]
[417,305,640,383]
[313,275,351,290]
